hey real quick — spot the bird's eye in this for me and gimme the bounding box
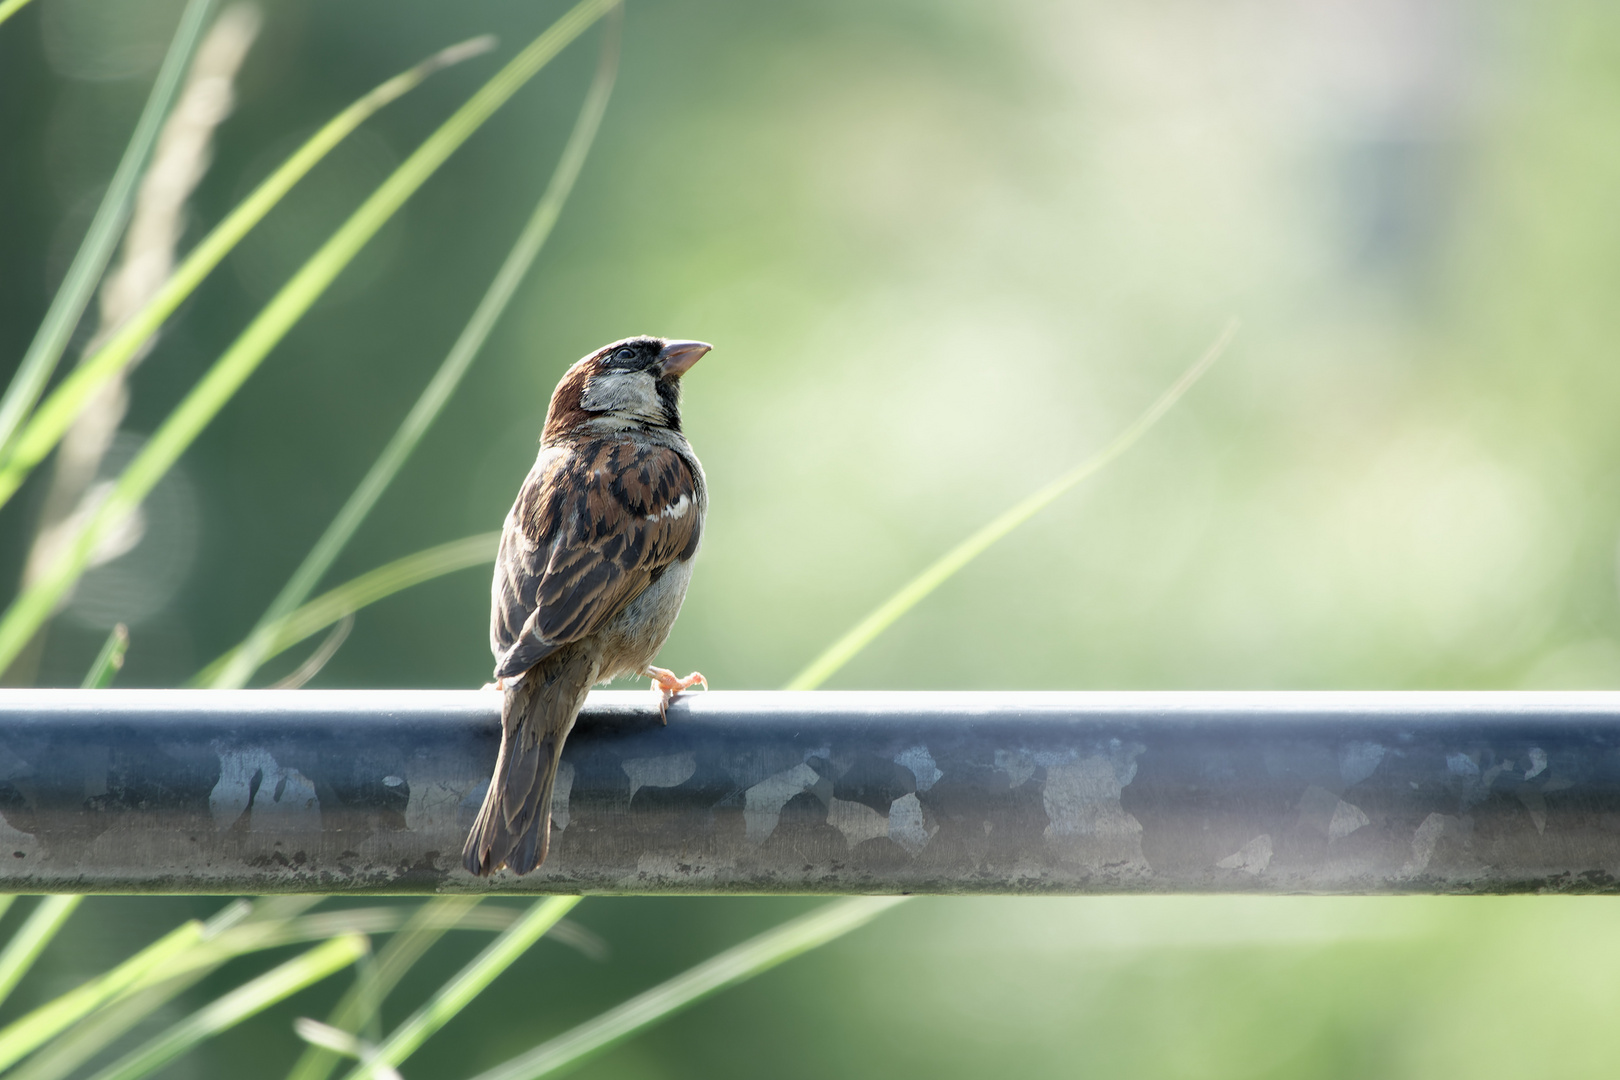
[613,347,637,362]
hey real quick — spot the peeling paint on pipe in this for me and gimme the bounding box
[2,689,1619,894]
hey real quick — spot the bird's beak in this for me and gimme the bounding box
[657,340,711,379]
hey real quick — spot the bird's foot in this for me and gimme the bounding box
[644,666,707,724]
[481,677,508,692]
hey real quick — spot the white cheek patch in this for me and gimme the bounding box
[647,493,691,522]
[581,371,661,417]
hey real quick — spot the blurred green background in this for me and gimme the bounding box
[4,0,1620,1076]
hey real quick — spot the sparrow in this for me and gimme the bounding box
[463,336,711,877]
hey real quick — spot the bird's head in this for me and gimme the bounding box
[543,336,710,441]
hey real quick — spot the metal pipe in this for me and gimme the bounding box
[1,689,1618,894]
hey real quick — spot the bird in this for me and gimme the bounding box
[462,335,711,877]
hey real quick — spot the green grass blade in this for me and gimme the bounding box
[5,898,320,1080]
[0,899,14,964]
[0,34,497,512]
[339,897,581,1080]
[4,899,509,1076]
[16,898,517,1059]
[83,934,368,1080]
[86,905,498,989]
[0,0,215,459]
[466,897,909,1080]
[285,896,483,1080]
[191,531,498,686]
[79,623,129,688]
[215,903,516,953]
[0,896,82,1010]
[216,10,623,689]
[6,970,213,1080]
[0,0,37,29]
[0,0,616,677]
[785,319,1240,691]
[267,612,353,689]
[0,919,204,1073]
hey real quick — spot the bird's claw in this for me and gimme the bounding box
[644,666,707,724]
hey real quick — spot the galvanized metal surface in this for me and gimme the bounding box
[1,689,1619,894]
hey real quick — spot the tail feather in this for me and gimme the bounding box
[507,737,564,874]
[463,650,595,876]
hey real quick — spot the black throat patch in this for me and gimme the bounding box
[656,377,682,431]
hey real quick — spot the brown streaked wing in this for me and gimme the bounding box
[492,438,700,674]
[489,446,569,664]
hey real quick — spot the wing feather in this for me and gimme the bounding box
[490,438,701,679]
